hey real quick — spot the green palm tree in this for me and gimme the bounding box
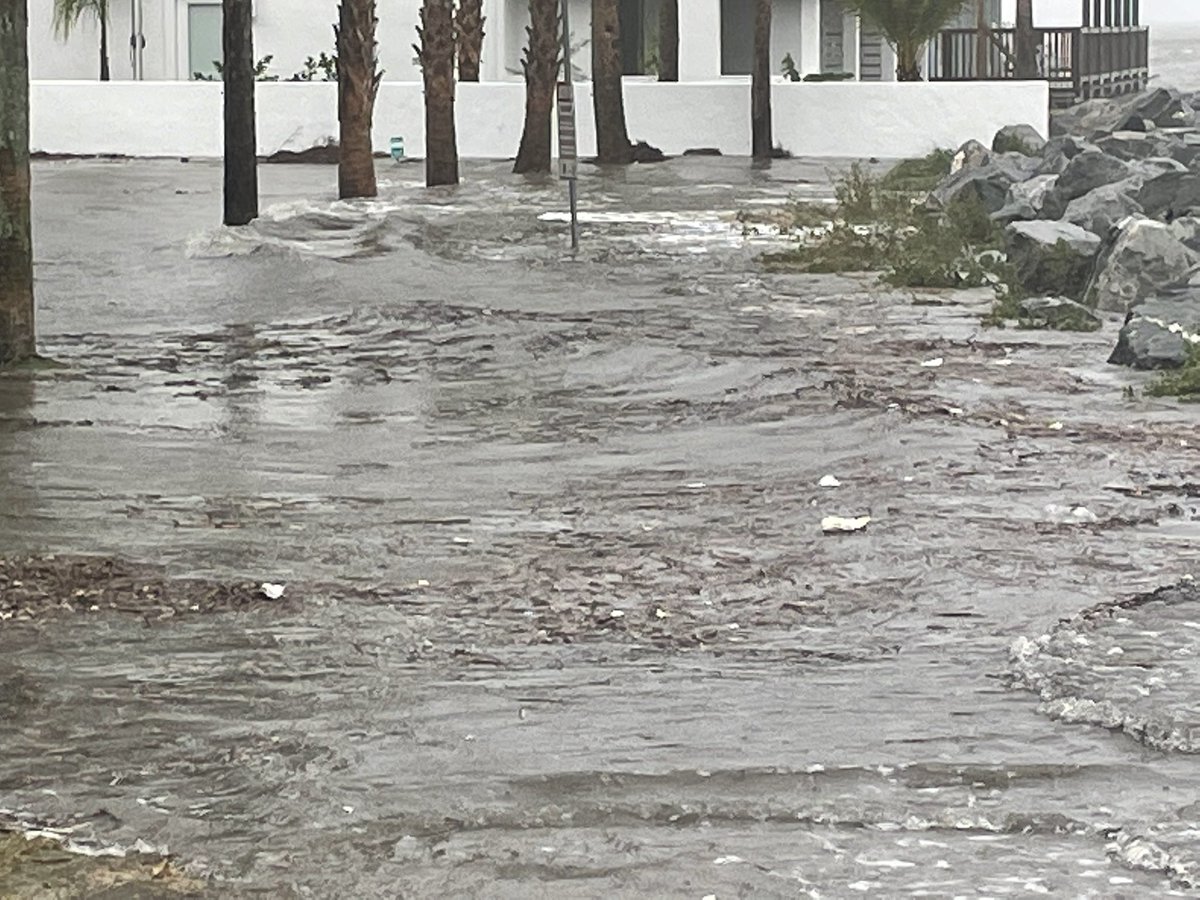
[53,0,111,81]
[842,0,968,81]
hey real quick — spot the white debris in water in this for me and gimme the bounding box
[818,474,842,488]
[1043,504,1098,525]
[822,515,871,534]
[260,582,286,600]
[684,482,707,490]
[1048,421,1064,430]
[655,608,670,619]
[854,857,916,869]
[713,855,744,865]
[609,610,626,619]
[921,357,944,368]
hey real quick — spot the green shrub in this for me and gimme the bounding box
[878,149,954,193]
[1147,348,1200,401]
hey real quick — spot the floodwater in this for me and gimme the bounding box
[2,157,1200,897]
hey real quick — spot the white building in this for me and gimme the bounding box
[32,0,982,84]
[30,0,1044,162]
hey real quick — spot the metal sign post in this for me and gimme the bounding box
[559,0,580,250]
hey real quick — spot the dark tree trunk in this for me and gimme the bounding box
[895,40,923,80]
[337,0,381,199]
[513,0,560,174]
[0,0,36,366]
[222,0,258,225]
[751,0,772,160]
[418,0,459,186]
[455,0,485,82]
[99,0,110,81]
[591,0,632,164]
[1015,0,1037,79]
[658,0,678,82]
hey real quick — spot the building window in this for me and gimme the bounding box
[187,3,223,80]
[618,0,665,76]
[720,0,753,75]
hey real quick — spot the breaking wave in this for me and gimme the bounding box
[1010,580,1200,753]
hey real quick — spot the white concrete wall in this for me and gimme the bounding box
[29,0,833,82]
[30,80,1050,160]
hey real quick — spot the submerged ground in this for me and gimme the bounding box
[1,157,1199,897]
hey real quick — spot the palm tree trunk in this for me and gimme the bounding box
[222,0,258,225]
[658,0,678,82]
[418,0,459,186]
[1014,0,1037,79]
[751,0,772,160]
[591,0,632,164]
[99,0,110,81]
[0,0,36,366]
[513,0,559,174]
[895,40,922,80]
[337,0,381,199]
[456,0,484,82]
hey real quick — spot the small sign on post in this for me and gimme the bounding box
[556,82,578,181]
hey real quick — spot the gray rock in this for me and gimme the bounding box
[951,139,990,173]
[1169,216,1200,252]
[1063,179,1144,238]
[1137,172,1200,220]
[1006,220,1102,298]
[928,153,1041,215]
[1037,136,1097,176]
[1018,296,1103,331]
[1052,88,1197,138]
[1131,88,1197,130]
[1134,156,1189,177]
[1085,216,1200,312]
[1096,130,1177,161]
[1051,96,1128,138]
[1041,151,1134,219]
[993,124,1047,156]
[993,173,1059,224]
[1108,295,1200,369]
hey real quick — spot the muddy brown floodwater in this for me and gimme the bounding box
[2,157,1200,898]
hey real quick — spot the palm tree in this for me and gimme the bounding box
[842,0,970,81]
[751,0,772,160]
[456,0,485,81]
[1014,0,1037,79]
[1,0,36,366]
[591,0,632,163]
[513,0,560,174]
[336,0,382,199]
[417,0,459,186]
[658,0,678,82]
[222,0,258,225]
[53,0,110,81]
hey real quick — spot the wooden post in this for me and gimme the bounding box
[1015,0,1037,79]
[222,0,258,226]
[974,0,989,78]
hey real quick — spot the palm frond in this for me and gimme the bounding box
[842,0,969,47]
[52,0,108,39]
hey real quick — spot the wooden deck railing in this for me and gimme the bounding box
[929,26,1149,104]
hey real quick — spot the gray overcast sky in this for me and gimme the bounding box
[1001,0,1199,24]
